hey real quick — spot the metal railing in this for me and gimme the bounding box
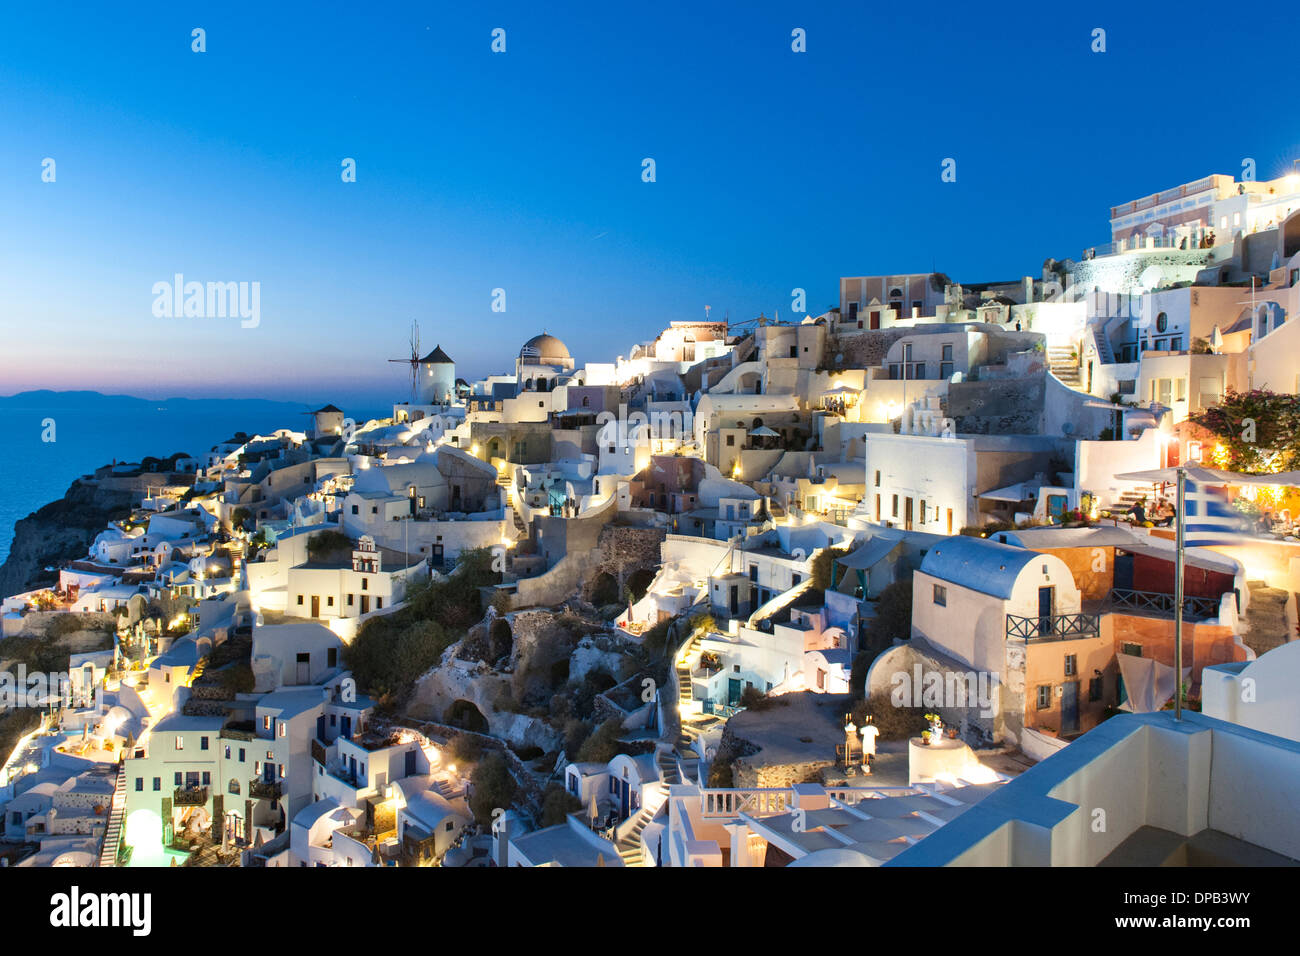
[1005,612,1100,642]
[249,779,282,800]
[1107,588,1220,621]
[173,786,208,807]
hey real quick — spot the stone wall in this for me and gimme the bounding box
[947,374,1047,434]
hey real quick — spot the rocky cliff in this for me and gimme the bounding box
[0,479,134,599]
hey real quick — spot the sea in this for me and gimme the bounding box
[0,391,387,566]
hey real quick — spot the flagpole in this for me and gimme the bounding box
[1174,467,1186,721]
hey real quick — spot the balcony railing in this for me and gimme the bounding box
[249,779,282,800]
[1107,588,1221,622]
[1005,612,1100,642]
[173,786,208,807]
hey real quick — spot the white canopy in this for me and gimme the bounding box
[1115,466,1300,488]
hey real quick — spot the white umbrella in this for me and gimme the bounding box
[748,425,780,438]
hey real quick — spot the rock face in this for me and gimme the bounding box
[0,480,134,599]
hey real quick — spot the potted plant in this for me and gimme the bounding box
[920,730,931,746]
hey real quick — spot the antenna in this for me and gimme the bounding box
[388,320,421,402]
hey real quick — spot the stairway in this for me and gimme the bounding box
[656,748,681,786]
[1115,484,1161,517]
[615,787,667,866]
[1243,581,1292,657]
[98,763,127,867]
[1047,345,1082,388]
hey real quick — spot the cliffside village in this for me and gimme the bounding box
[4,166,1300,869]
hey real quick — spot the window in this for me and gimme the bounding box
[933,584,947,606]
[1089,677,1103,702]
[1036,685,1052,710]
[725,434,735,446]
[1174,378,1186,402]
[347,594,354,606]
[351,504,359,515]
[175,736,184,751]
[891,495,899,517]
[153,777,161,792]
[202,771,211,786]
[941,343,953,361]
[224,745,231,759]
[919,500,927,524]
[263,715,272,731]
[362,578,368,590]
[297,595,304,606]
[377,597,383,609]
[1121,642,1142,657]
[135,777,143,792]
[279,722,287,738]
[328,648,338,668]
[1064,654,1077,677]
[447,820,454,831]
[200,736,209,751]
[1155,312,1168,333]
[874,470,881,487]
[239,748,246,762]
[174,772,183,786]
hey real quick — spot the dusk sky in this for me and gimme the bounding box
[2,1,1297,408]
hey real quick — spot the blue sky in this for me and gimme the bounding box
[1,1,1297,407]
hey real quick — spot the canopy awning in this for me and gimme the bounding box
[748,425,781,437]
[836,536,901,570]
[1115,466,1300,488]
[979,482,1037,502]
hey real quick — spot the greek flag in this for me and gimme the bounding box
[1183,481,1249,545]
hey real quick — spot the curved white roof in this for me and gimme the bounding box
[920,536,1038,599]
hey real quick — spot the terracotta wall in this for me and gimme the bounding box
[1105,613,1248,687]
[1023,635,1113,736]
[1036,546,1115,602]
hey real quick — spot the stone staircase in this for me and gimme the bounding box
[97,762,127,867]
[1114,484,1161,517]
[1047,345,1082,388]
[615,785,668,866]
[1243,581,1292,657]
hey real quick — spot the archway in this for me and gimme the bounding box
[124,808,164,866]
[590,571,620,606]
[445,699,489,733]
[626,567,656,604]
[489,618,513,662]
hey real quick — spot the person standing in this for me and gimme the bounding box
[861,716,879,775]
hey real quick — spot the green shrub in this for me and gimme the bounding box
[468,752,516,826]
[540,784,583,827]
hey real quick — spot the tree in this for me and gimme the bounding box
[229,506,253,531]
[540,784,583,826]
[1190,388,1300,472]
[468,752,517,826]
[851,577,913,694]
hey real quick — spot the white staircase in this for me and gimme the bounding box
[1047,345,1082,388]
[98,763,127,867]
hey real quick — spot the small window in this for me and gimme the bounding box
[1036,685,1052,710]
[1089,677,1103,702]
[1156,312,1168,333]
[351,505,359,515]
[200,736,209,751]
[135,778,143,792]
[297,595,304,606]
[726,435,735,446]
[891,495,899,518]
[446,821,454,832]
[933,584,947,606]
[153,777,161,792]
[874,470,881,487]
[1064,655,1077,677]
[175,736,184,751]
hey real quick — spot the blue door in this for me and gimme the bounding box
[340,715,351,739]
[404,749,417,777]
[617,778,630,819]
[1062,680,1080,734]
